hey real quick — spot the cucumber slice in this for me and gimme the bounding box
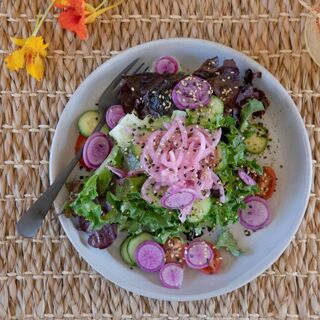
[216,144,227,170]
[187,96,224,127]
[120,236,135,266]
[127,232,153,265]
[100,124,109,135]
[78,110,101,137]
[208,96,224,115]
[245,124,268,154]
[188,197,212,223]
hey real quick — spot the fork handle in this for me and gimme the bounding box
[16,151,82,237]
[16,119,106,237]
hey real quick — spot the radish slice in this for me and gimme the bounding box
[105,105,126,129]
[107,165,127,178]
[238,196,271,231]
[172,76,212,110]
[238,170,256,186]
[135,240,165,272]
[83,132,112,169]
[159,263,184,289]
[184,241,213,269]
[154,56,180,74]
[178,202,194,223]
[161,188,196,209]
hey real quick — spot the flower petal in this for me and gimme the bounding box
[5,49,25,71]
[25,36,49,57]
[11,37,26,47]
[84,3,95,14]
[58,10,88,40]
[53,0,72,8]
[26,54,45,81]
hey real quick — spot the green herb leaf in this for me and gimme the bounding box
[216,228,243,256]
[240,99,264,132]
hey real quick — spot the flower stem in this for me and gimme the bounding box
[95,0,110,11]
[32,1,55,36]
[85,0,126,23]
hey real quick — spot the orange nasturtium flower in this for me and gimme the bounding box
[54,0,89,40]
[55,0,125,39]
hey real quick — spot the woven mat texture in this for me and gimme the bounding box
[1,0,320,319]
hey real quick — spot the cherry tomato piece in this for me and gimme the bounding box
[257,166,276,199]
[75,134,88,168]
[163,238,187,265]
[200,243,222,275]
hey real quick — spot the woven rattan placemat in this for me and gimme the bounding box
[1,0,319,319]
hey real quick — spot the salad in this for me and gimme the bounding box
[66,55,277,289]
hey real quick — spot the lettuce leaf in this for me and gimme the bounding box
[240,99,264,131]
[70,109,261,241]
[70,167,112,229]
[69,147,120,229]
[216,228,243,256]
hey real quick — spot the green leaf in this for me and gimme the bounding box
[114,175,146,200]
[123,145,141,171]
[69,174,103,229]
[104,145,123,168]
[216,228,243,256]
[96,167,112,195]
[70,165,114,229]
[240,99,264,132]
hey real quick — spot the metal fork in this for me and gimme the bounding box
[16,58,148,238]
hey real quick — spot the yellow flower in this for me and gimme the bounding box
[5,36,49,81]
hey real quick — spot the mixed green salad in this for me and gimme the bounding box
[66,55,277,289]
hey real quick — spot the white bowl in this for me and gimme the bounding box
[49,38,312,301]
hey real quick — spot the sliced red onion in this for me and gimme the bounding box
[172,76,212,110]
[127,168,145,177]
[154,56,180,74]
[83,132,113,169]
[139,119,223,216]
[238,170,256,186]
[105,104,126,129]
[238,196,271,231]
[106,165,127,178]
[178,202,194,223]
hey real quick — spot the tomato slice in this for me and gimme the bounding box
[163,238,187,265]
[200,243,222,275]
[257,166,276,199]
[75,134,88,168]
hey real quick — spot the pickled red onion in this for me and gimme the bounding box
[140,118,224,221]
